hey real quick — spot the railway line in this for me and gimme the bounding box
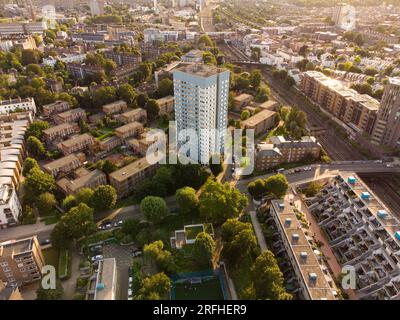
[218,43,366,161]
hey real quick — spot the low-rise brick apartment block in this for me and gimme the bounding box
[109,158,159,198]
[53,108,87,125]
[43,153,84,178]
[42,122,80,144]
[102,100,128,115]
[0,236,45,287]
[57,133,96,155]
[115,122,144,140]
[42,100,70,116]
[118,108,147,124]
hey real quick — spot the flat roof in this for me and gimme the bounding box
[115,121,143,133]
[55,107,85,118]
[271,200,337,300]
[121,108,146,117]
[43,122,77,135]
[174,63,226,78]
[242,109,276,127]
[156,95,174,104]
[0,237,34,258]
[94,258,117,300]
[109,157,153,182]
[102,100,126,108]
[58,133,93,148]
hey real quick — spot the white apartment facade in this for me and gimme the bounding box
[0,183,22,229]
[173,64,230,164]
[0,98,36,115]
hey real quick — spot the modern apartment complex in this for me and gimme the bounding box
[301,71,379,136]
[0,236,45,287]
[371,78,400,149]
[269,200,338,300]
[255,136,321,171]
[109,158,159,198]
[173,63,230,163]
[306,173,400,300]
[87,258,118,300]
[0,98,37,115]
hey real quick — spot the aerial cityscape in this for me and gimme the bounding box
[0,0,400,304]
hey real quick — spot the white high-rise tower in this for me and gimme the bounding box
[173,64,230,164]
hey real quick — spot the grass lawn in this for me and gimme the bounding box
[173,278,224,300]
[115,196,138,208]
[42,215,60,225]
[42,247,60,272]
[58,249,70,280]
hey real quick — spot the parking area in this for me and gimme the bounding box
[100,243,139,300]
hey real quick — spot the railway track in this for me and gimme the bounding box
[218,43,366,161]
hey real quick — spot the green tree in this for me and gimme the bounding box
[25,120,49,139]
[100,160,118,174]
[140,196,169,224]
[50,222,72,249]
[91,185,117,211]
[235,75,250,90]
[104,59,117,76]
[21,49,42,65]
[199,180,248,224]
[22,157,39,176]
[143,240,176,274]
[121,218,140,237]
[175,187,198,216]
[264,174,289,198]
[57,203,96,241]
[221,219,252,243]
[145,99,160,121]
[137,93,149,108]
[26,64,43,76]
[62,195,77,212]
[209,155,223,177]
[255,85,270,103]
[25,167,56,197]
[92,86,117,106]
[192,232,216,268]
[76,188,94,206]
[156,78,173,98]
[247,178,266,199]
[36,192,57,216]
[116,83,137,107]
[26,136,46,159]
[241,110,251,121]
[250,69,262,88]
[198,34,214,47]
[134,272,171,300]
[223,228,257,265]
[36,280,64,300]
[251,251,292,300]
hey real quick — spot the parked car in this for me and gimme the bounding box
[134,251,142,257]
[40,239,51,246]
[386,164,394,168]
[91,255,103,262]
[90,245,102,252]
[113,220,123,228]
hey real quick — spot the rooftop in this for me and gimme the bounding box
[58,133,94,148]
[271,200,337,300]
[174,63,226,78]
[109,157,153,182]
[242,109,276,127]
[0,237,34,258]
[94,258,117,300]
[43,154,80,172]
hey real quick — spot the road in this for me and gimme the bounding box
[199,4,216,33]
[0,196,177,243]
